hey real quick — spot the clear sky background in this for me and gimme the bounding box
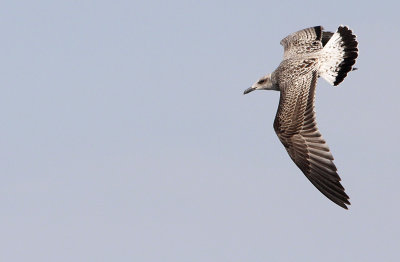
[1,0,400,261]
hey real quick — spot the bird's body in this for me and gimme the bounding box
[244,26,358,209]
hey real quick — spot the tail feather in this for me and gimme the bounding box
[319,26,358,86]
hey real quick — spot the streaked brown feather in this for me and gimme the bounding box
[273,70,350,209]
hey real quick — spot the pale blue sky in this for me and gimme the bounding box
[1,1,400,261]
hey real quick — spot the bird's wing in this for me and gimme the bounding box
[280,26,326,59]
[273,70,350,209]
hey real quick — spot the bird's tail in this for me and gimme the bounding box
[319,26,358,86]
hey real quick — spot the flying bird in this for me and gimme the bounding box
[244,26,358,209]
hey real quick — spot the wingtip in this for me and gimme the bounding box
[338,198,351,209]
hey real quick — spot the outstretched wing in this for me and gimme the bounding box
[280,26,332,59]
[273,71,350,209]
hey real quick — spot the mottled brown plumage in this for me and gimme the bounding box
[273,71,350,209]
[244,26,358,209]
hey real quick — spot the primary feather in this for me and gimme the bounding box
[245,25,358,209]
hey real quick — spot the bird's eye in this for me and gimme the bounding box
[258,79,267,84]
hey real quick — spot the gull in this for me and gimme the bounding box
[244,26,358,209]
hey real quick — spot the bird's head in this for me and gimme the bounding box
[244,73,277,94]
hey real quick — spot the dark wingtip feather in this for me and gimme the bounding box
[313,26,323,41]
[321,31,334,47]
